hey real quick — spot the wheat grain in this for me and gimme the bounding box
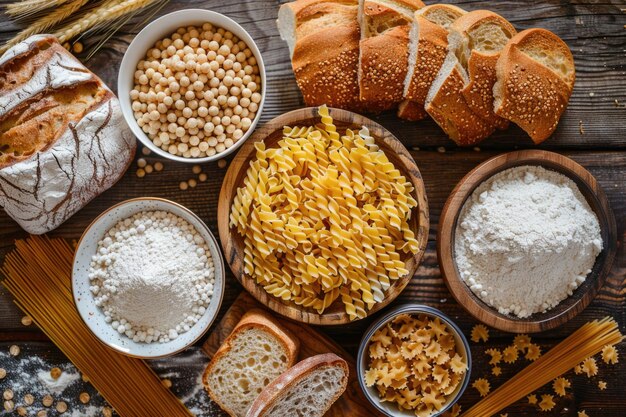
[55,0,155,44]
[5,0,72,18]
[0,0,88,54]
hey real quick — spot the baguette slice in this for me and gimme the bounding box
[245,353,349,417]
[357,0,425,110]
[203,309,300,417]
[493,28,575,143]
[399,4,466,121]
[278,0,364,111]
[425,10,516,145]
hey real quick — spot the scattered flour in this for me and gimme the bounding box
[36,369,80,396]
[455,165,602,318]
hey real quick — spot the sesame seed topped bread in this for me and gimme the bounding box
[277,0,364,111]
[399,4,466,121]
[203,309,300,417]
[357,0,425,111]
[0,35,135,234]
[493,28,575,143]
[425,10,516,145]
[245,353,349,417]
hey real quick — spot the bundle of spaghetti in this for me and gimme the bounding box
[1,236,194,417]
[461,317,623,417]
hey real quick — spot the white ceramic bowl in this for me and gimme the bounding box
[72,197,225,358]
[118,9,266,163]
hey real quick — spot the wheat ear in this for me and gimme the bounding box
[6,0,72,18]
[0,0,88,54]
[55,0,155,44]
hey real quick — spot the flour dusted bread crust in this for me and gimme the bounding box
[202,309,300,417]
[245,353,348,417]
[425,10,516,145]
[400,4,466,121]
[0,35,135,234]
[357,0,424,110]
[493,28,575,143]
[278,0,364,111]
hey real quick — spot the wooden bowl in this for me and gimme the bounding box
[437,150,617,333]
[218,107,429,325]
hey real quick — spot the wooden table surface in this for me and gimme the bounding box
[0,1,625,416]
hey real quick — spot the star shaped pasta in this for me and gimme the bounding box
[513,334,532,350]
[525,343,541,361]
[601,344,619,365]
[441,404,461,417]
[553,377,571,397]
[580,357,598,377]
[503,345,519,364]
[485,348,502,365]
[472,378,490,397]
[471,324,489,343]
[578,411,589,417]
[527,394,538,405]
[422,389,445,411]
[574,364,583,375]
[598,381,607,390]
[369,341,386,359]
[449,353,467,374]
[428,317,448,338]
[492,366,502,376]
[425,340,442,359]
[539,394,556,411]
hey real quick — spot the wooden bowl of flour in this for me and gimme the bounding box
[437,150,617,333]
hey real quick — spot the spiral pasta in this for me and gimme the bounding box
[230,105,421,320]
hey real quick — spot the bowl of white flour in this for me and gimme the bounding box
[72,197,225,358]
[438,150,617,333]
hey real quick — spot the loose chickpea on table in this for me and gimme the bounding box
[130,23,262,159]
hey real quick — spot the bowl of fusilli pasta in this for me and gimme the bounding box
[217,105,429,324]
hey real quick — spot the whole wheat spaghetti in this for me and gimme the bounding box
[461,317,623,417]
[1,236,194,417]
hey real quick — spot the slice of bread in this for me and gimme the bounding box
[277,0,364,111]
[493,28,575,143]
[357,0,425,110]
[425,10,516,145]
[400,4,466,121]
[245,353,349,417]
[203,309,300,417]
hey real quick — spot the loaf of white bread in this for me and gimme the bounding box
[277,1,575,145]
[0,35,135,234]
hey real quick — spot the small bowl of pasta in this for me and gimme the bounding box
[217,106,430,325]
[357,304,471,417]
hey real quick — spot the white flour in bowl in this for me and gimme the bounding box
[454,165,602,318]
[89,210,215,343]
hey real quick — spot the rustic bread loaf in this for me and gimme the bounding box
[493,28,575,143]
[277,0,364,111]
[425,10,516,145]
[202,309,300,417]
[399,4,466,121]
[0,35,135,234]
[357,0,424,111]
[245,353,348,417]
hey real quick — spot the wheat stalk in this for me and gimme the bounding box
[6,0,72,19]
[55,0,154,44]
[0,0,88,54]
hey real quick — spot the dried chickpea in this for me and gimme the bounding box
[154,162,164,172]
[16,406,27,416]
[179,181,189,191]
[3,389,13,401]
[21,315,32,326]
[136,169,146,178]
[23,394,34,405]
[188,178,197,188]
[4,400,14,412]
[50,367,62,380]
[37,410,47,417]
[79,392,90,404]
[102,406,113,417]
[0,369,5,379]
[161,378,172,388]
[145,164,154,174]
[42,395,53,407]
[9,345,19,356]
[56,401,68,414]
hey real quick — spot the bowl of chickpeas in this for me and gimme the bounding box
[118,9,265,162]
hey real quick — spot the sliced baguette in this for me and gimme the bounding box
[399,4,466,121]
[357,0,425,110]
[245,353,349,417]
[278,0,364,111]
[425,10,516,145]
[493,28,575,143]
[203,309,300,417]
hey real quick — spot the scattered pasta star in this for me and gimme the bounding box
[553,377,571,397]
[503,345,519,364]
[601,344,618,365]
[472,378,490,397]
[580,357,598,377]
[574,364,583,375]
[539,394,556,411]
[500,414,508,417]
[527,394,538,405]
[471,324,489,343]
[597,381,607,390]
[525,343,542,361]
[578,411,589,417]
[513,334,531,351]
[491,366,502,376]
[485,348,502,365]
